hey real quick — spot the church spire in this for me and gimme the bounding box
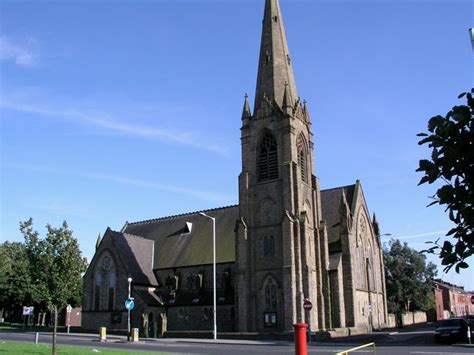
[254,0,298,113]
[241,93,252,121]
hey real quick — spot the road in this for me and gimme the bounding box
[1,329,473,354]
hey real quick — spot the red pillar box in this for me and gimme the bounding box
[293,323,308,355]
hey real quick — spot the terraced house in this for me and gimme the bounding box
[82,0,388,336]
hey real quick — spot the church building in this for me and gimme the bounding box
[82,0,388,336]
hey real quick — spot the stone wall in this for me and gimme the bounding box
[387,314,396,328]
[401,311,427,327]
[167,305,235,332]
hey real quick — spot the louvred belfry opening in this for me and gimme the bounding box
[257,132,278,181]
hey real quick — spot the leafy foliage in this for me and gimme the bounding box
[0,218,86,333]
[20,218,87,310]
[19,218,87,355]
[0,242,32,315]
[384,239,437,314]
[416,89,474,272]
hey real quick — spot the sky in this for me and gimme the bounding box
[1,0,473,290]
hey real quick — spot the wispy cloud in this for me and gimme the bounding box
[0,100,229,156]
[0,36,39,67]
[382,230,448,240]
[14,164,236,204]
[23,200,92,218]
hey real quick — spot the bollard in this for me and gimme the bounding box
[293,323,308,355]
[34,332,39,345]
[468,325,471,345]
[99,327,107,342]
[132,328,139,342]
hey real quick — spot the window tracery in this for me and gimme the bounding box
[297,134,308,183]
[257,131,278,181]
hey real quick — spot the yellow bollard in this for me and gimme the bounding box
[99,327,106,342]
[132,328,139,342]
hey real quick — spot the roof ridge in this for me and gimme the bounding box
[122,232,152,241]
[126,204,239,226]
[107,228,150,241]
[321,184,356,192]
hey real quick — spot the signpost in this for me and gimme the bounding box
[303,299,313,343]
[66,304,72,334]
[22,306,34,329]
[126,277,133,341]
[125,298,135,311]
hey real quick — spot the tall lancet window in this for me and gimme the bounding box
[94,273,102,310]
[297,134,308,183]
[257,131,278,181]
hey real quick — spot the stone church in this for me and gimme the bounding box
[82,0,388,336]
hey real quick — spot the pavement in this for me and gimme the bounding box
[6,323,474,348]
[3,328,474,355]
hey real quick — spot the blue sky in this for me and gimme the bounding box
[1,0,473,290]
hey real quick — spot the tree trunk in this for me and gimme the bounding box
[52,305,57,355]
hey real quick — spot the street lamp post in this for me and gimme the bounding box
[198,212,217,340]
[376,233,391,330]
[127,277,132,341]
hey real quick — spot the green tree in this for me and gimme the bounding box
[20,218,87,355]
[0,242,32,321]
[416,89,474,272]
[384,239,437,316]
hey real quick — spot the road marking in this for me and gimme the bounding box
[411,352,472,355]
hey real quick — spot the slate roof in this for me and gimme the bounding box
[122,205,239,269]
[320,184,356,243]
[106,229,158,286]
[134,288,163,307]
[115,186,358,272]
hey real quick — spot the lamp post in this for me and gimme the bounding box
[127,277,132,341]
[376,233,391,330]
[199,212,217,340]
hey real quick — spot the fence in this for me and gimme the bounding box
[335,342,376,355]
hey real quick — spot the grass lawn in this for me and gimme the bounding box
[0,340,170,354]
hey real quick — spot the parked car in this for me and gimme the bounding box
[434,318,471,343]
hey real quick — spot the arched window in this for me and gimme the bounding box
[263,278,278,310]
[265,285,271,309]
[108,272,115,310]
[297,134,308,183]
[94,253,117,311]
[257,131,278,181]
[269,236,275,256]
[263,236,269,256]
[94,273,102,310]
[270,284,277,309]
[263,236,275,256]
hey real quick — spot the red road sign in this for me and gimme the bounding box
[303,299,312,311]
[471,295,474,305]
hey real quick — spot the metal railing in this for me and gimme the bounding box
[335,342,376,355]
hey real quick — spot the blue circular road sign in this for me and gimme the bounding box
[124,298,135,310]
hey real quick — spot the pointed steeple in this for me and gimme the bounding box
[282,82,293,113]
[254,0,298,113]
[96,233,102,250]
[372,213,380,237]
[241,93,252,121]
[302,100,312,123]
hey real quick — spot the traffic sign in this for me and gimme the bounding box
[471,295,474,305]
[66,304,72,313]
[125,298,135,310]
[22,306,34,316]
[303,299,312,311]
